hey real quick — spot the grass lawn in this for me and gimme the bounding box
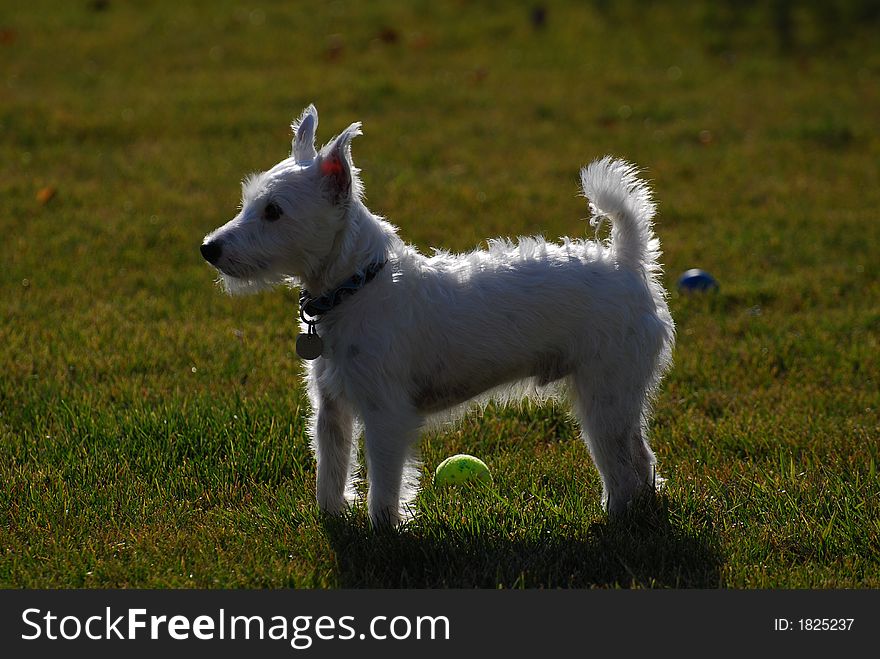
[1,0,878,588]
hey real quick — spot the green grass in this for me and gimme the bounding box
[2,0,879,588]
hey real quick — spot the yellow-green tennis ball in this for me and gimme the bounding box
[433,454,492,486]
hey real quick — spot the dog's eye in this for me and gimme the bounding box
[264,201,283,222]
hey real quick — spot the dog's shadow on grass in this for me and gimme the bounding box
[320,497,723,588]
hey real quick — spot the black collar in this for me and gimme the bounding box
[299,260,387,323]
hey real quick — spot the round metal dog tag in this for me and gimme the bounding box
[296,333,324,360]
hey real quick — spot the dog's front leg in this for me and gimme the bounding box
[362,410,422,527]
[311,394,357,515]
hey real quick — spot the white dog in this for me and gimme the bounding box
[201,105,675,526]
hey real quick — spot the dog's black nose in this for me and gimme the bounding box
[200,239,223,265]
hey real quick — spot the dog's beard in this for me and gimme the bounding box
[217,269,285,296]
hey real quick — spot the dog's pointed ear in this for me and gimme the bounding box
[317,122,362,203]
[291,104,319,162]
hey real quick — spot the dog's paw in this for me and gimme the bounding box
[317,494,352,516]
[368,506,405,530]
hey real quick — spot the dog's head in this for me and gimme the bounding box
[200,105,362,294]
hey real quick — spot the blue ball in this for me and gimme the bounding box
[677,268,719,293]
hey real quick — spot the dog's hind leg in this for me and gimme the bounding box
[568,370,658,516]
[311,394,358,515]
[362,410,423,527]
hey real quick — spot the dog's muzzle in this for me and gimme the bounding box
[200,239,223,265]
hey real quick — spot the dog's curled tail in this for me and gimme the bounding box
[580,156,660,272]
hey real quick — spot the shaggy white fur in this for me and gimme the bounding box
[202,105,675,526]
